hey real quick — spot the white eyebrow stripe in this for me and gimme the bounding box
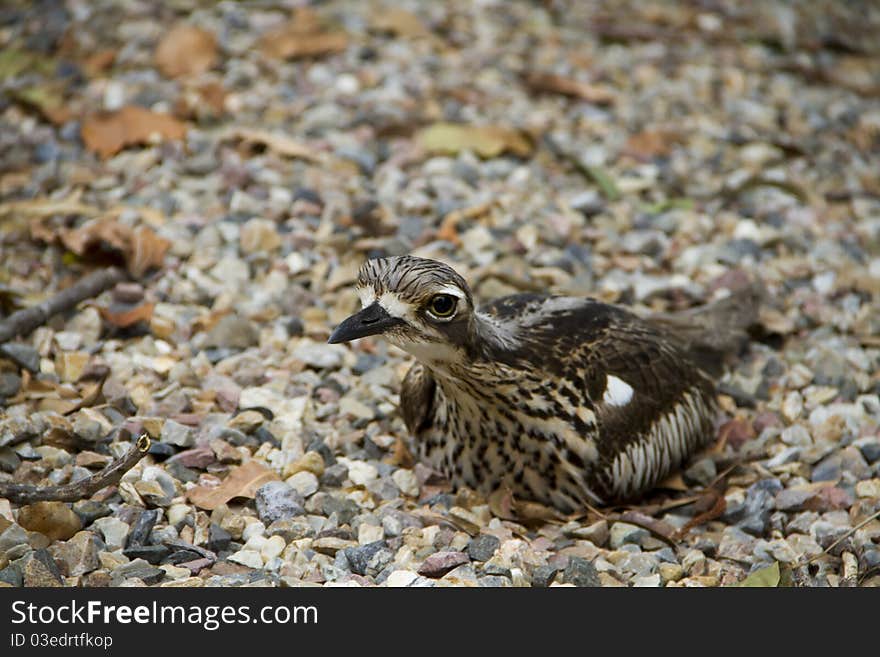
[379,292,414,319]
[434,285,466,299]
[357,286,377,308]
[603,375,634,407]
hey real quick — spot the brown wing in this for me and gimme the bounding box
[480,295,717,498]
[400,361,436,436]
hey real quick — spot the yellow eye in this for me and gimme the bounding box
[428,294,457,318]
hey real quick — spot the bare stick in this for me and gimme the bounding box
[0,267,126,345]
[0,434,151,505]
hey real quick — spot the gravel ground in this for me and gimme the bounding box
[1,0,879,588]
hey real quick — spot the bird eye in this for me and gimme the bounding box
[428,294,457,318]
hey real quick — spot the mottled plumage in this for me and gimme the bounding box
[329,256,757,513]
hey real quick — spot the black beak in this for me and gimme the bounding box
[327,303,404,344]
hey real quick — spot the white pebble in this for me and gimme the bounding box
[228,549,263,569]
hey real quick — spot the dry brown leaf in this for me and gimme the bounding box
[419,122,532,159]
[656,472,689,492]
[11,85,72,125]
[622,129,682,160]
[523,72,616,106]
[260,9,348,60]
[98,301,155,328]
[81,106,187,159]
[225,128,320,162]
[196,82,228,116]
[187,460,279,510]
[58,218,169,276]
[82,49,117,76]
[155,24,218,78]
[488,486,563,523]
[127,225,171,277]
[371,8,431,38]
[60,218,129,256]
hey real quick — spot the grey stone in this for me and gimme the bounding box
[563,556,600,587]
[204,314,259,350]
[684,457,717,486]
[0,564,22,587]
[110,558,164,585]
[160,419,194,447]
[208,524,232,552]
[0,344,40,372]
[529,564,559,587]
[256,481,305,524]
[479,575,512,587]
[72,500,112,525]
[267,518,315,541]
[0,372,22,397]
[466,533,500,562]
[123,544,170,565]
[0,446,20,473]
[609,522,649,549]
[127,509,160,547]
[343,541,389,576]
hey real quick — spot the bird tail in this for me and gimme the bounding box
[647,283,764,376]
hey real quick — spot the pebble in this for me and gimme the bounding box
[21,549,64,587]
[92,517,130,551]
[391,469,420,497]
[343,541,388,576]
[17,502,82,541]
[345,460,378,486]
[466,534,500,562]
[417,551,469,578]
[49,530,101,576]
[0,373,22,397]
[255,482,305,524]
[160,419,195,448]
[563,556,600,587]
[286,471,320,497]
[609,522,649,549]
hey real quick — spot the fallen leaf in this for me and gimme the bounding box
[622,129,682,160]
[187,460,279,510]
[224,128,320,162]
[127,225,171,277]
[60,218,129,256]
[58,219,169,276]
[260,9,348,60]
[523,71,616,105]
[81,106,187,158]
[98,301,155,328]
[199,80,228,109]
[488,486,563,524]
[155,24,218,78]
[371,8,431,38]
[0,48,55,81]
[736,561,793,587]
[10,85,71,125]
[82,49,117,76]
[419,122,532,158]
[656,472,689,492]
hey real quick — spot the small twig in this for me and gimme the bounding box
[0,434,150,504]
[801,508,880,567]
[0,267,126,345]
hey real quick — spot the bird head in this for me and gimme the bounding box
[328,256,474,363]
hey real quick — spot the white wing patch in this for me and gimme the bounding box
[603,375,634,407]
